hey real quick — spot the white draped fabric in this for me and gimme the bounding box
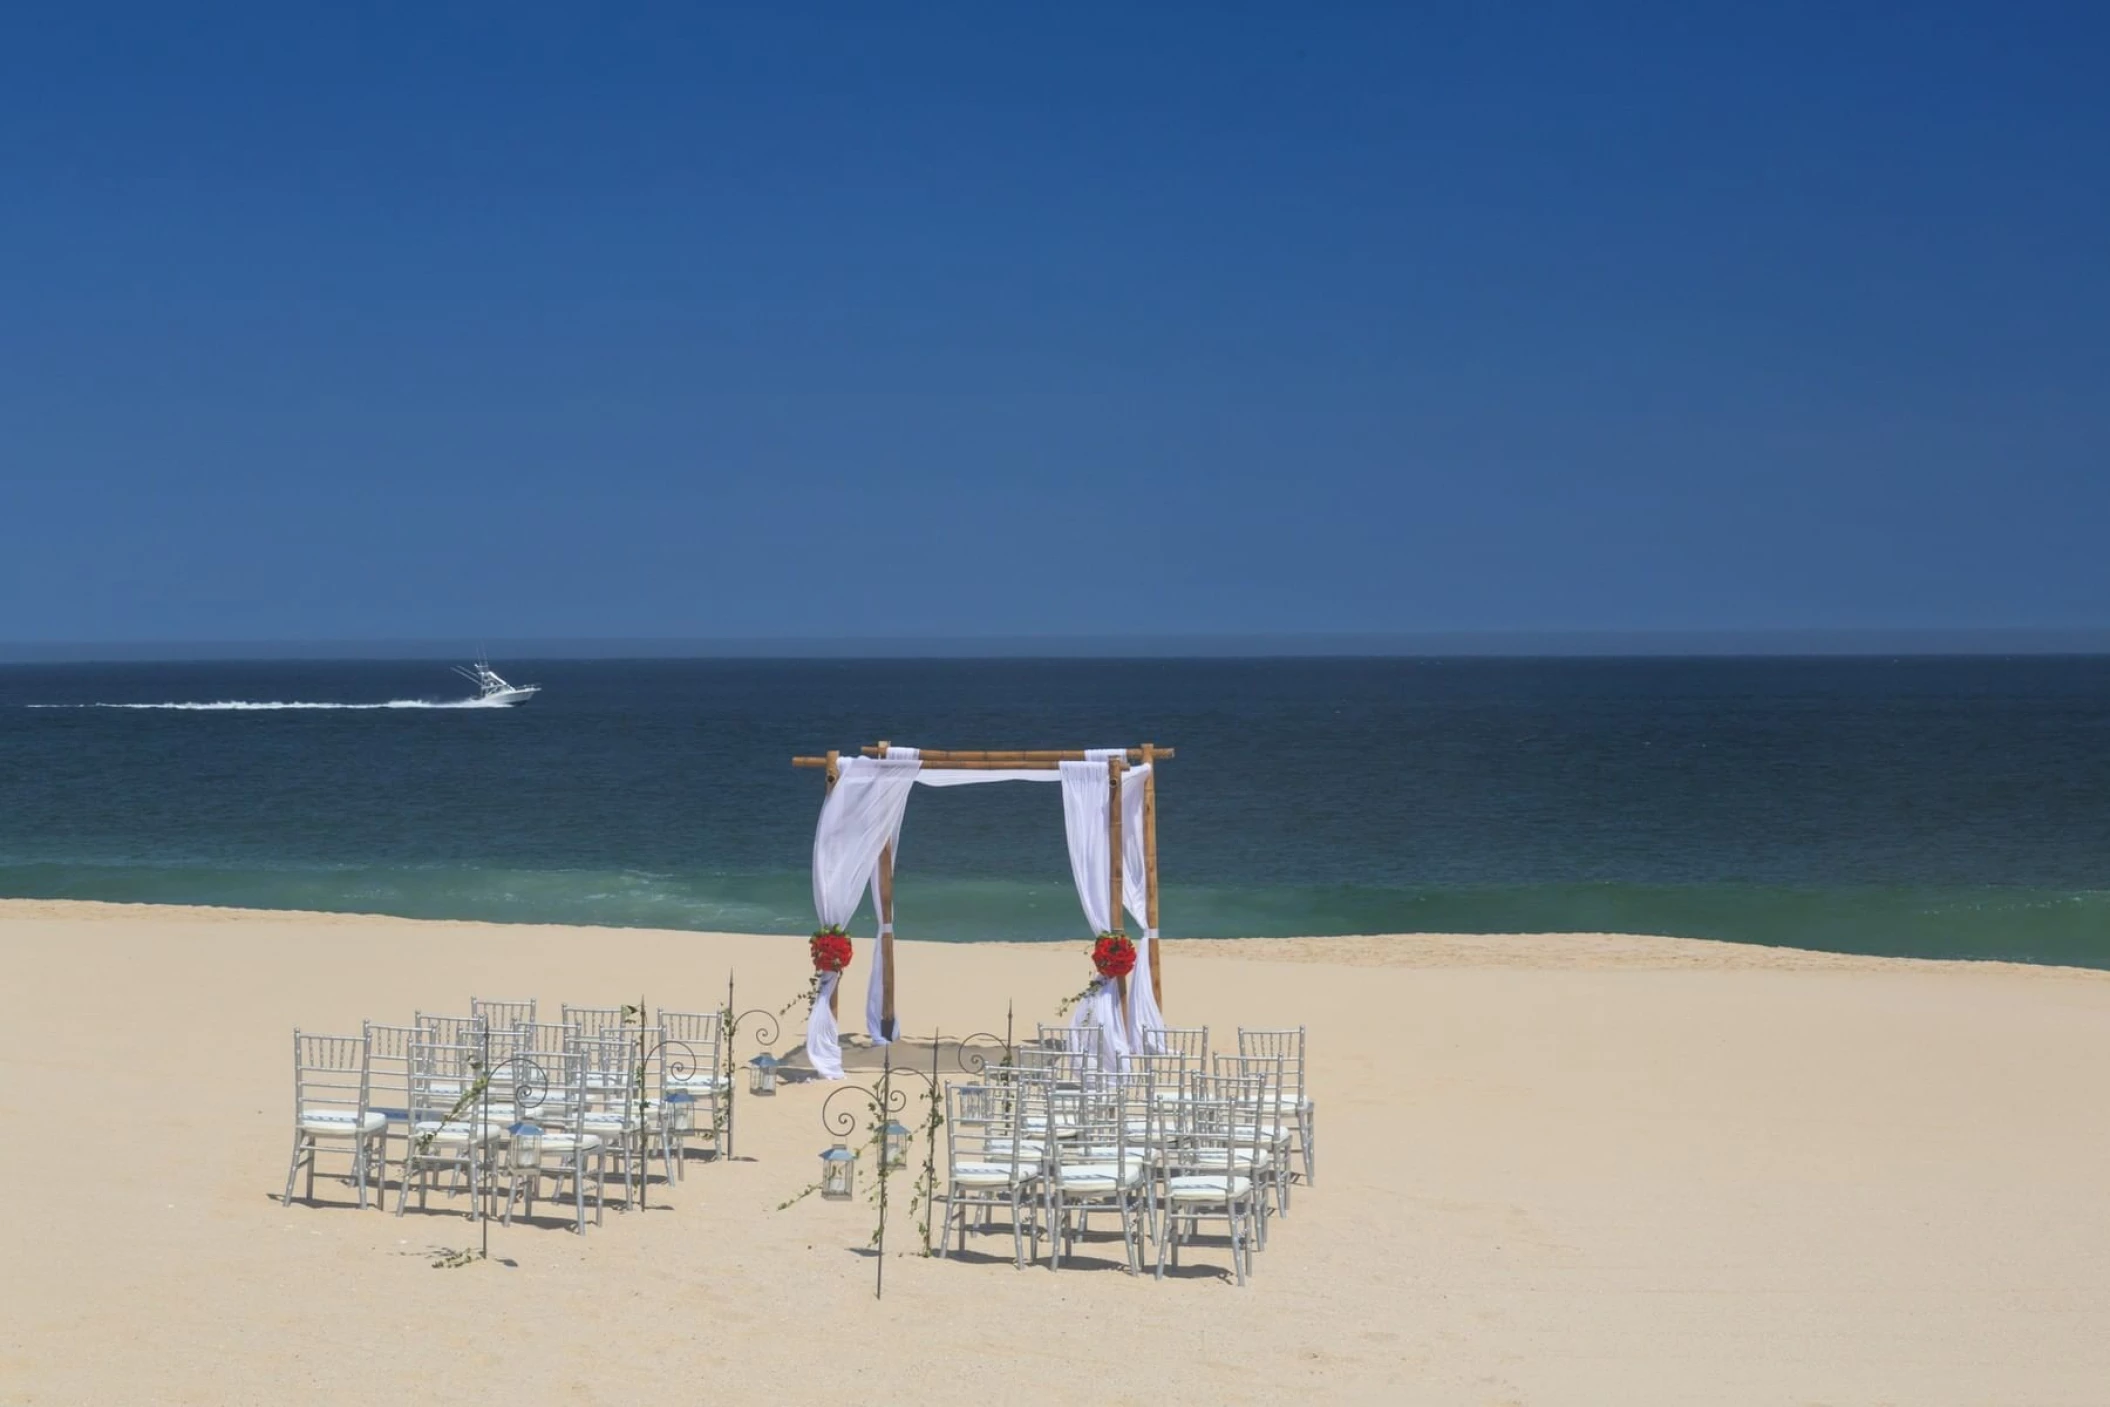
[912,769,1058,787]
[1119,764,1166,1052]
[1058,760,1114,934]
[1059,758,1131,1068]
[805,755,921,1079]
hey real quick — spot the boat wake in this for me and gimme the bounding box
[27,698,514,711]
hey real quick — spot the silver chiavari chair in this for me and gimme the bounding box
[361,1021,423,1205]
[500,1051,607,1234]
[1043,1069,1149,1274]
[1157,1068,1268,1286]
[571,1029,666,1208]
[397,1038,500,1216]
[934,1080,1043,1268]
[658,1009,727,1171]
[1214,1052,1292,1223]
[1237,1026,1314,1184]
[282,1030,388,1209]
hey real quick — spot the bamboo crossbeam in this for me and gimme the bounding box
[856,747,1174,762]
[796,756,1074,771]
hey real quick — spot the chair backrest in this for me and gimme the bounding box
[1171,1068,1268,1190]
[292,1030,370,1117]
[1236,1027,1306,1102]
[660,1009,723,1067]
[1127,1050,1189,1092]
[362,1021,421,1118]
[561,1004,630,1038]
[1050,1069,1131,1172]
[528,1050,589,1136]
[658,1012,725,1088]
[1157,1026,1210,1065]
[475,1032,545,1124]
[408,1039,481,1128]
[518,1021,575,1058]
[946,1080,1029,1179]
[413,1013,487,1083]
[471,996,537,1029]
[1212,1052,1284,1121]
[1031,1024,1103,1080]
[571,1030,646,1120]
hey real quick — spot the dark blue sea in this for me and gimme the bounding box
[3,657,2109,966]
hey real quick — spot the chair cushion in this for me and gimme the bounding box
[1056,1163,1141,1190]
[536,1132,604,1155]
[662,1071,727,1090]
[412,1119,496,1144]
[1166,1174,1252,1200]
[949,1161,1028,1187]
[984,1139,1045,1159]
[1182,1148,1267,1168]
[299,1109,387,1135]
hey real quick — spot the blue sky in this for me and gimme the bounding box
[3,3,2105,642]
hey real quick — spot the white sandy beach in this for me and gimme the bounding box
[4,899,2109,1405]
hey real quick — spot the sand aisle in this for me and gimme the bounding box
[3,901,2108,1405]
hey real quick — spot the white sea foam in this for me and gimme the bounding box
[27,698,512,711]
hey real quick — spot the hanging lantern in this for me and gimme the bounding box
[882,1118,912,1170]
[819,1142,858,1200]
[508,1119,544,1172]
[664,1090,695,1133]
[748,1053,780,1096]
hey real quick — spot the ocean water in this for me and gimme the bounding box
[3,656,2108,966]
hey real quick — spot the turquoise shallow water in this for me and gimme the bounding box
[3,657,2108,965]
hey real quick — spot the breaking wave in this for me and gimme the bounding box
[26,698,512,711]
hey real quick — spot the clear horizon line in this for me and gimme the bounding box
[6,628,2110,662]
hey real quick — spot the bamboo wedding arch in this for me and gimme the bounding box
[791,743,1174,1035]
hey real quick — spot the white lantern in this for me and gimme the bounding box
[664,1091,695,1133]
[508,1120,544,1172]
[819,1142,858,1200]
[748,1053,779,1096]
[882,1118,912,1170]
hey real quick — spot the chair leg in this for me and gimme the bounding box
[282,1131,307,1207]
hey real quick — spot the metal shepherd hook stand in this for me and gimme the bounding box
[718,972,782,1161]
[818,1036,942,1301]
[440,1030,551,1262]
[615,999,705,1213]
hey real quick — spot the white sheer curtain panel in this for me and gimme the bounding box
[1119,763,1166,1050]
[805,755,921,1079]
[1058,760,1113,934]
[1060,759,1131,1067]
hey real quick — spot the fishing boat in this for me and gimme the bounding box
[452,659,540,707]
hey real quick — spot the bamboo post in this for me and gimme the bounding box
[825,749,841,1019]
[1142,742,1162,1009]
[1109,757,1128,1023]
[877,742,897,1041]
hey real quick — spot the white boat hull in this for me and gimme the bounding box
[481,686,539,707]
